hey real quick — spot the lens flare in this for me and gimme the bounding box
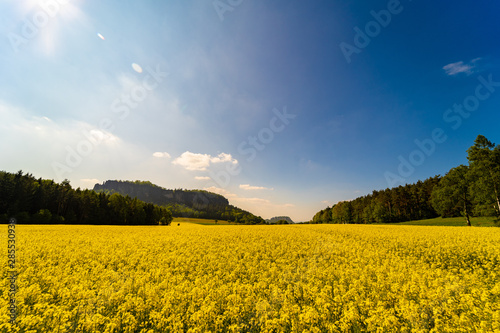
[132,63,143,73]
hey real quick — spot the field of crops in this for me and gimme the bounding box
[2,223,500,332]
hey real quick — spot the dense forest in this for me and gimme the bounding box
[0,171,173,225]
[94,180,265,224]
[312,135,500,225]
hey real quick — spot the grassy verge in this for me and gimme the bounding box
[172,217,235,225]
[393,216,498,227]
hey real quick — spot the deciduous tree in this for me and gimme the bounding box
[431,165,473,226]
[467,135,500,217]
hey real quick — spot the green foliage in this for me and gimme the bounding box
[395,216,498,227]
[312,176,440,224]
[0,171,172,225]
[431,165,473,226]
[33,209,53,224]
[466,135,500,218]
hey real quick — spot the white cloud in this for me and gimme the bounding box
[153,152,171,158]
[203,186,236,198]
[0,101,120,150]
[236,197,271,205]
[203,187,270,205]
[195,176,211,180]
[239,184,274,191]
[172,151,211,171]
[211,152,238,164]
[0,100,140,184]
[231,197,295,209]
[443,58,481,76]
[172,151,238,171]
[203,187,277,205]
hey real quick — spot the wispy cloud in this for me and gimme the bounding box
[0,101,120,151]
[195,176,211,180]
[153,152,171,158]
[236,197,271,205]
[203,186,236,198]
[443,58,481,76]
[233,197,295,210]
[0,100,136,183]
[299,158,327,173]
[204,186,291,206]
[172,151,238,171]
[211,153,237,164]
[239,184,274,191]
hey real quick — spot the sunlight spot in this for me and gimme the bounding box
[132,63,143,73]
[97,33,105,40]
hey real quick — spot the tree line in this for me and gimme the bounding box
[312,176,440,224]
[0,171,173,225]
[312,135,500,226]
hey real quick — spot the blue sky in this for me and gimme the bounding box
[0,0,499,221]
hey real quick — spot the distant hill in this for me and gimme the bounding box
[266,216,294,224]
[94,180,265,224]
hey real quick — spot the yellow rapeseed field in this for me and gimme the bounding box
[1,223,500,332]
